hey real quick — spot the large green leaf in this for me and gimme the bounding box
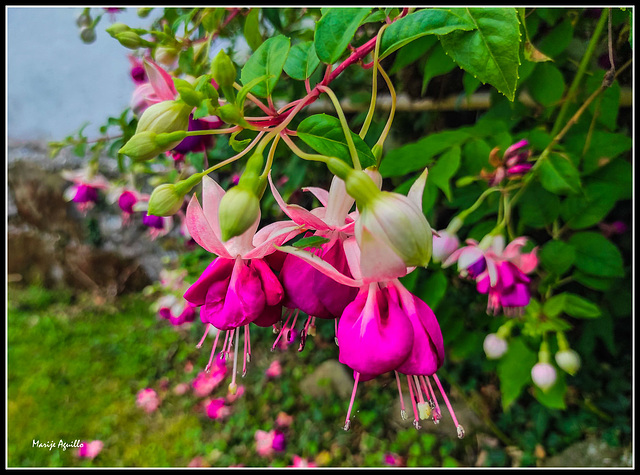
[379,8,476,59]
[283,41,320,80]
[296,114,376,169]
[517,182,560,229]
[560,181,621,230]
[240,35,290,97]
[539,240,575,275]
[568,232,625,278]
[421,41,457,95]
[497,337,537,410]
[527,62,566,106]
[243,8,263,51]
[314,8,372,64]
[439,8,521,101]
[537,152,581,195]
[426,145,461,201]
[543,292,601,319]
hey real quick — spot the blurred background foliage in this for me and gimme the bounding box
[7,6,632,468]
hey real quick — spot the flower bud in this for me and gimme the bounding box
[137,7,153,17]
[432,229,460,263]
[148,184,185,216]
[218,186,260,242]
[483,333,508,359]
[118,131,162,161]
[76,12,92,28]
[105,22,130,37]
[79,27,96,44]
[116,31,143,49]
[155,46,179,66]
[136,100,192,136]
[555,349,581,376]
[211,49,236,88]
[531,362,557,392]
[215,103,250,128]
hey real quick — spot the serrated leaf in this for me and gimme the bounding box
[314,8,372,64]
[292,236,331,249]
[539,240,575,275]
[568,232,624,278]
[379,7,476,59]
[497,338,537,410]
[537,152,581,195]
[240,35,290,98]
[244,8,263,51]
[439,8,521,101]
[297,114,376,169]
[283,41,320,80]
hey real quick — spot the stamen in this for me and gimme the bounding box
[343,371,360,431]
[288,310,299,342]
[334,317,339,346]
[242,324,248,377]
[432,373,465,438]
[424,376,442,423]
[308,317,317,337]
[246,325,252,363]
[272,309,293,351]
[394,371,407,420]
[205,330,222,373]
[196,323,211,348]
[405,375,421,430]
[219,331,230,362]
[229,327,240,394]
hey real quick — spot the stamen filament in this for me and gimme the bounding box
[344,371,360,430]
[406,375,420,428]
[433,373,463,437]
[205,330,222,372]
[197,323,211,348]
[272,309,293,351]
[395,371,407,420]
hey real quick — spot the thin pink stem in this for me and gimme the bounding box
[432,374,460,428]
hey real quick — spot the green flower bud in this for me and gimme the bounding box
[79,26,96,44]
[555,349,581,376]
[76,12,92,28]
[218,186,260,242]
[211,49,236,88]
[155,131,188,148]
[137,7,153,18]
[176,86,204,108]
[216,104,250,128]
[155,46,179,66]
[116,31,143,49]
[105,22,130,37]
[118,131,162,161]
[148,184,185,216]
[136,100,192,135]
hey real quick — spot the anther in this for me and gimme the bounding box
[457,425,466,439]
[413,420,422,430]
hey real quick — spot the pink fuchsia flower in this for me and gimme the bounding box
[432,230,460,264]
[598,220,628,238]
[61,168,110,214]
[205,397,232,420]
[255,429,286,458]
[141,211,174,240]
[481,140,533,186]
[128,55,147,85]
[77,440,104,459]
[443,234,538,316]
[483,333,508,360]
[290,455,317,467]
[531,362,557,392]
[192,355,227,397]
[265,360,282,379]
[130,59,177,116]
[136,388,160,413]
[275,411,294,428]
[226,384,245,404]
[384,453,404,466]
[173,382,189,395]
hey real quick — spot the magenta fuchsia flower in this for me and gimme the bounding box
[481,140,533,186]
[205,397,232,420]
[77,440,104,459]
[444,235,538,316]
[136,388,160,413]
[61,169,110,214]
[255,429,286,458]
[130,59,177,116]
[384,453,404,467]
[141,211,174,240]
[183,175,302,388]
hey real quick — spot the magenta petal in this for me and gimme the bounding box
[280,251,331,318]
[315,239,358,317]
[183,258,234,306]
[337,285,413,377]
[253,304,283,327]
[500,283,531,309]
[497,261,516,290]
[476,274,490,294]
[251,258,284,306]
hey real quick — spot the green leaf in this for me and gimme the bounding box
[240,35,290,97]
[543,292,601,319]
[426,145,461,201]
[580,131,632,175]
[517,182,560,228]
[534,370,566,410]
[560,181,621,230]
[296,114,376,169]
[537,152,581,195]
[527,62,566,106]
[537,19,573,58]
[568,232,624,278]
[292,236,331,249]
[243,8,263,51]
[379,7,476,59]
[389,35,437,75]
[379,129,472,177]
[572,271,614,291]
[314,8,372,64]
[417,270,448,310]
[539,240,575,275]
[439,8,521,101]
[497,337,537,410]
[421,41,457,95]
[283,41,321,81]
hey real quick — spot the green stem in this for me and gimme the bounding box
[454,187,500,223]
[260,133,281,181]
[373,62,397,164]
[200,131,266,177]
[550,9,608,137]
[184,126,241,137]
[317,85,361,170]
[280,134,330,164]
[359,24,389,140]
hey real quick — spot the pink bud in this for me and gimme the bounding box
[531,363,557,391]
[483,333,508,359]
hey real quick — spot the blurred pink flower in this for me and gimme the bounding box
[136,388,160,413]
[77,440,103,459]
[205,398,232,420]
[192,356,227,397]
[255,429,286,458]
[290,455,317,467]
[61,168,109,214]
[265,360,282,379]
[226,384,245,404]
[188,456,209,467]
[384,452,404,466]
[275,411,294,428]
[173,382,189,395]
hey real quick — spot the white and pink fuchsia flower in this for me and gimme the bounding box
[61,168,110,214]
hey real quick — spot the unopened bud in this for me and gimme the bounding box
[555,349,581,376]
[105,22,130,37]
[148,184,185,216]
[531,362,557,392]
[116,31,143,49]
[136,100,192,135]
[211,49,236,88]
[79,26,96,44]
[216,103,249,127]
[155,46,179,66]
[432,229,460,263]
[176,86,204,108]
[218,186,260,241]
[118,131,162,161]
[483,333,508,359]
[76,12,92,28]
[137,7,153,17]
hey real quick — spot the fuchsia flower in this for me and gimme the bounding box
[142,212,174,240]
[432,230,460,264]
[275,411,294,428]
[290,455,317,467]
[384,452,404,467]
[265,359,283,379]
[136,388,160,413]
[531,362,557,392]
[192,355,227,397]
[255,429,286,458]
[61,169,110,214]
[443,234,538,316]
[183,175,301,386]
[205,397,232,420]
[154,270,198,326]
[77,440,104,459]
[481,140,533,186]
